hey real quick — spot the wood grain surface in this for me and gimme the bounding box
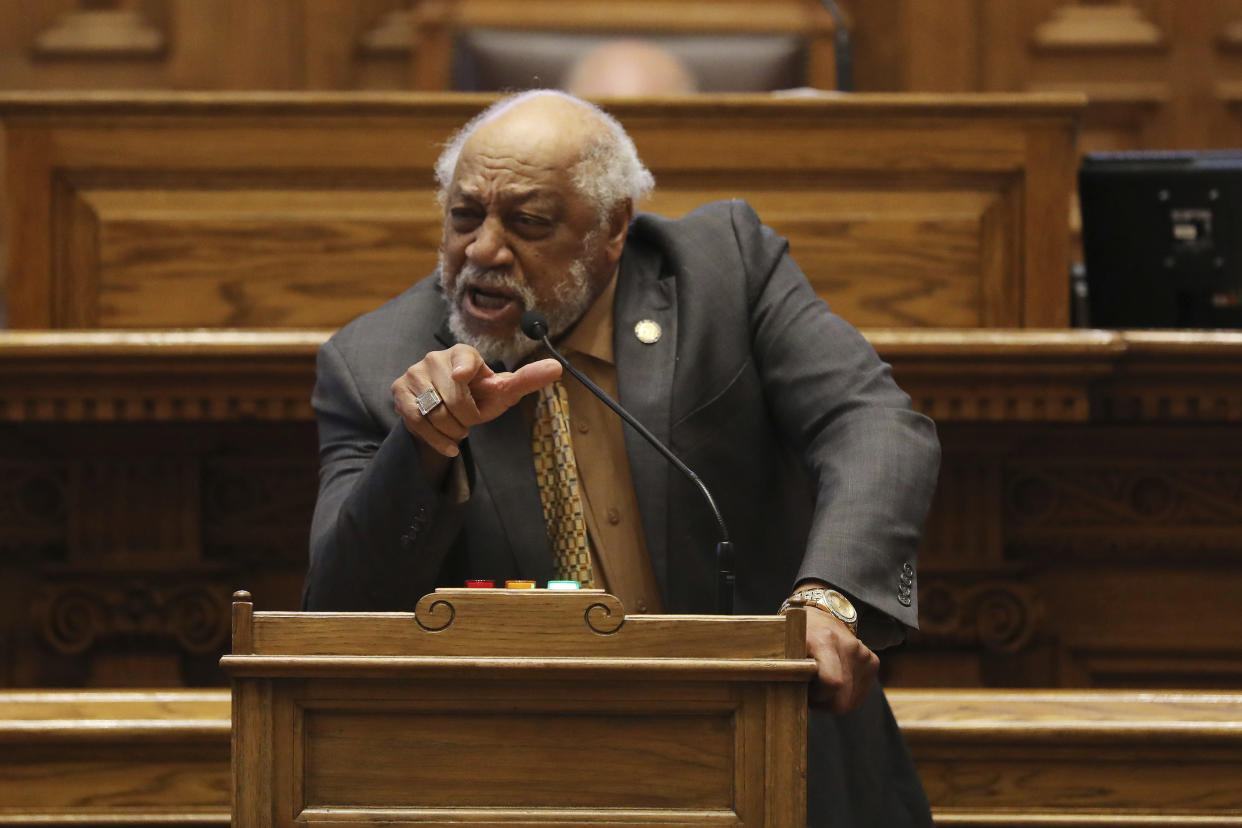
[853,0,1242,154]
[0,1,840,93]
[6,328,1242,424]
[2,688,1240,826]
[0,690,231,826]
[0,92,1082,330]
[242,589,802,660]
[302,706,733,809]
[3,329,1242,693]
[226,594,810,825]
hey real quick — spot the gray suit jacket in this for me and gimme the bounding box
[305,200,940,826]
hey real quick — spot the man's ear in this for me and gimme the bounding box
[602,198,634,263]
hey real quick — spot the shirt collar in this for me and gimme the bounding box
[558,269,617,366]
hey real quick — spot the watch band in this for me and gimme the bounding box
[780,587,860,636]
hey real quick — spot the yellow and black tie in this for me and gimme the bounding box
[531,381,595,587]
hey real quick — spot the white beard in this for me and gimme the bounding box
[441,242,600,369]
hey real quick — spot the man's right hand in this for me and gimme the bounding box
[392,344,562,457]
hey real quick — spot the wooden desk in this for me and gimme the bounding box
[1,92,1082,330]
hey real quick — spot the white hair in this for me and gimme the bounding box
[433,90,654,217]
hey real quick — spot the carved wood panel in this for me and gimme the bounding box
[9,419,1228,691]
[851,0,1242,151]
[0,460,68,559]
[59,180,440,328]
[650,186,1012,327]
[2,95,1080,329]
[0,423,316,687]
[887,423,1242,689]
[0,0,835,93]
[5,330,1242,691]
[0,0,413,92]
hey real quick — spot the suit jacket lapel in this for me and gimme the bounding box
[434,307,552,582]
[613,238,677,598]
[464,407,552,581]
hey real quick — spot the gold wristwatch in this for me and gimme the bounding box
[779,587,859,636]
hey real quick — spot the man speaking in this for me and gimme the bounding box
[304,90,940,826]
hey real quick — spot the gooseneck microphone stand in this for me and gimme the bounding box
[520,310,735,614]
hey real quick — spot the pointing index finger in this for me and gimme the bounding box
[470,358,563,422]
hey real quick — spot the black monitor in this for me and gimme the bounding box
[1079,150,1242,328]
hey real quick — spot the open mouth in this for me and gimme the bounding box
[462,284,523,324]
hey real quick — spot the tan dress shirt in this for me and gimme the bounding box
[550,272,664,614]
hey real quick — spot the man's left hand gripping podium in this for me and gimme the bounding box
[222,588,816,827]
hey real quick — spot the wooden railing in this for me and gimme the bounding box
[0,690,231,826]
[2,688,1238,827]
[5,328,1242,425]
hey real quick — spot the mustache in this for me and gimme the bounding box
[449,263,537,309]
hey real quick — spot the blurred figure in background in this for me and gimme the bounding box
[564,38,698,96]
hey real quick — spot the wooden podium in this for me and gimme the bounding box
[222,589,816,826]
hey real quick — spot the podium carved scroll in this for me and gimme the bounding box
[413,589,626,636]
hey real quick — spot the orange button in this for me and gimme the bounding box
[505,580,536,589]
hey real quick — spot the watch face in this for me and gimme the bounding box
[823,591,858,623]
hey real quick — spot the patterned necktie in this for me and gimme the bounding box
[531,381,595,586]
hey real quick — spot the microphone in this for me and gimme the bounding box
[520,310,735,614]
[818,0,853,92]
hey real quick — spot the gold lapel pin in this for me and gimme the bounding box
[634,319,662,344]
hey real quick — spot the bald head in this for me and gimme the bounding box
[434,90,654,219]
[464,92,608,177]
[565,40,698,97]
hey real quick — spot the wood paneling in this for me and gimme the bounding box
[0,331,319,687]
[86,189,434,328]
[225,594,812,825]
[3,329,1242,690]
[0,92,1083,330]
[0,689,230,826]
[0,0,410,92]
[413,0,838,91]
[0,0,832,93]
[877,329,1242,687]
[897,689,1242,827]
[3,688,1240,827]
[246,590,796,659]
[303,707,733,809]
[850,0,1242,152]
